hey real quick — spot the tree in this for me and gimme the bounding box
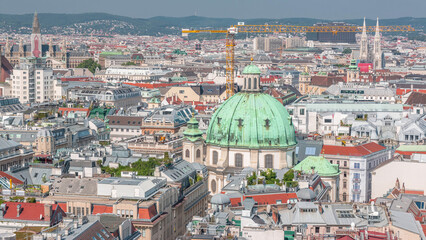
[77,59,101,74]
[122,61,136,66]
[283,169,294,182]
[342,48,352,54]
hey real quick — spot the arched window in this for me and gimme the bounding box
[244,78,247,89]
[265,154,274,168]
[196,149,201,159]
[212,151,218,164]
[185,149,190,158]
[248,78,251,90]
[211,179,217,194]
[235,153,243,167]
[253,78,257,89]
[343,193,347,202]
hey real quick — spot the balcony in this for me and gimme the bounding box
[352,178,361,183]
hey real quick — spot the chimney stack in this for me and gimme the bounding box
[17,204,21,217]
[44,204,52,222]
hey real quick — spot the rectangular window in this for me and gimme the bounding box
[354,163,360,169]
[300,108,305,115]
[324,119,332,123]
[305,147,316,156]
[354,173,360,179]
[315,227,320,233]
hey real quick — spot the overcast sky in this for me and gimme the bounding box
[0,0,424,19]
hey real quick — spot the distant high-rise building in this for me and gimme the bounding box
[30,12,42,58]
[359,18,369,61]
[285,37,306,49]
[253,37,283,52]
[306,22,356,43]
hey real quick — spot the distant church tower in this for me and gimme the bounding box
[359,17,369,61]
[30,12,42,58]
[373,18,382,69]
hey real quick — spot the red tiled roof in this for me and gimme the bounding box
[92,205,113,215]
[57,202,67,212]
[422,225,426,237]
[405,91,426,105]
[3,202,47,221]
[138,204,157,220]
[337,237,355,240]
[396,88,426,96]
[395,150,426,156]
[1,56,13,73]
[165,96,183,105]
[322,142,386,157]
[229,192,298,206]
[405,190,425,195]
[311,76,345,87]
[0,171,24,185]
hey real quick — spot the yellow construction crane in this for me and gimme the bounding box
[182,24,415,98]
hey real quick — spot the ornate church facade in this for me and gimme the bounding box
[183,62,297,194]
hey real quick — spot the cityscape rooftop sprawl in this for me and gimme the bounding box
[0,10,425,240]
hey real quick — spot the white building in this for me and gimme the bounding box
[322,142,392,203]
[7,58,58,103]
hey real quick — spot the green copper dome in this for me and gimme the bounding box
[293,156,340,177]
[242,63,261,75]
[206,92,296,149]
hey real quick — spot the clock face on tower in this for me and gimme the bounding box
[33,35,41,58]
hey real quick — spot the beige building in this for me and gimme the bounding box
[163,85,227,103]
[41,172,208,240]
[371,161,426,199]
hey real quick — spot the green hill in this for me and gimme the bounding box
[0,13,424,38]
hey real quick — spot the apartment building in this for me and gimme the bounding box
[7,58,57,103]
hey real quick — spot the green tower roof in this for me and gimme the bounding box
[206,92,296,149]
[293,156,340,177]
[242,63,261,75]
[184,116,203,142]
[349,59,358,70]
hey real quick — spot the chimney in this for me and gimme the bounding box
[17,204,21,217]
[318,202,324,214]
[44,204,52,222]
